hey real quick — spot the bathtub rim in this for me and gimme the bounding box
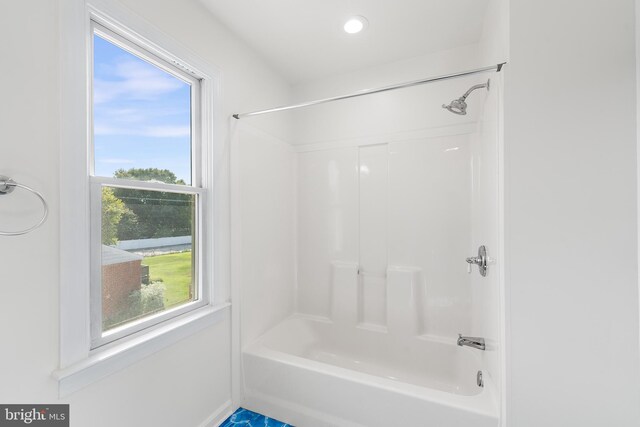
[242,314,499,419]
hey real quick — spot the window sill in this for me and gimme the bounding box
[52,303,230,397]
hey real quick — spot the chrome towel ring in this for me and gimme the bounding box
[0,175,48,236]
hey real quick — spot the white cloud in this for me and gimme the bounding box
[93,57,190,138]
[96,105,184,124]
[94,59,186,104]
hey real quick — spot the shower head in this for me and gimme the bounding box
[442,79,490,115]
[443,98,468,115]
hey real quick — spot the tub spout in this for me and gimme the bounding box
[457,334,485,350]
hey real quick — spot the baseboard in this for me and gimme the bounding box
[197,400,235,427]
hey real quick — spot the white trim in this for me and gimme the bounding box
[89,183,205,348]
[229,117,243,408]
[292,122,477,153]
[496,69,509,427]
[87,1,219,81]
[636,0,640,412]
[228,121,298,408]
[89,181,103,343]
[292,136,300,316]
[199,400,234,427]
[92,295,209,349]
[53,303,230,397]
[92,21,201,86]
[90,176,206,194]
[59,0,91,369]
[58,0,225,393]
[88,9,210,347]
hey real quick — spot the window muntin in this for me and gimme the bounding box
[90,22,206,348]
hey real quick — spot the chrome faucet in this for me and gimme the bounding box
[457,334,485,350]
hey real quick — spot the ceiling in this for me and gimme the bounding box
[199,0,490,84]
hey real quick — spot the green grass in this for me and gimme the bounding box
[143,251,193,309]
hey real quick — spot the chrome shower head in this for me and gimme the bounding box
[443,98,468,115]
[442,79,490,116]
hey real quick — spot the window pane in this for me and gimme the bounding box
[101,186,196,331]
[93,33,192,185]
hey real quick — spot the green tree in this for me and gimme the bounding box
[113,168,193,240]
[101,187,130,245]
[114,168,186,185]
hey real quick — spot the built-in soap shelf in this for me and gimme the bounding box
[331,262,424,336]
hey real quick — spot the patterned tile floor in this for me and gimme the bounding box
[220,408,293,427]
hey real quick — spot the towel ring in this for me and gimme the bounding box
[0,175,49,236]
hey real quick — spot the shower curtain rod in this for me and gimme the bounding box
[233,62,506,119]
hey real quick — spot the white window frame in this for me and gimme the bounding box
[56,0,228,397]
[89,22,208,348]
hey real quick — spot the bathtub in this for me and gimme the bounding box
[242,315,499,427]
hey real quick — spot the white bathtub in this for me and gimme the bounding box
[242,315,499,427]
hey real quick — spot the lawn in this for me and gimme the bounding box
[143,251,193,309]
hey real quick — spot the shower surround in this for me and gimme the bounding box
[233,72,503,426]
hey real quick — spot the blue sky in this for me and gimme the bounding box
[93,34,192,184]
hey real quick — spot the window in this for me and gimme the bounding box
[57,4,224,396]
[89,22,208,348]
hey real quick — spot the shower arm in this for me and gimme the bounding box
[442,79,491,116]
[458,81,490,102]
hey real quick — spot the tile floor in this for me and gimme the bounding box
[220,407,293,427]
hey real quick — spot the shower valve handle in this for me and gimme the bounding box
[466,245,488,277]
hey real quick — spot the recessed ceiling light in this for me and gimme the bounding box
[344,16,368,34]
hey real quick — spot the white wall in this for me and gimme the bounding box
[234,123,295,347]
[479,0,509,68]
[387,134,474,337]
[288,45,503,419]
[469,73,503,410]
[505,1,640,426]
[293,125,491,339]
[296,147,360,318]
[475,0,508,418]
[292,46,500,340]
[291,44,484,146]
[0,0,60,406]
[0,1,292,426]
